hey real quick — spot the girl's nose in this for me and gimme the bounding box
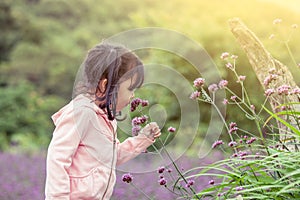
[130,93,135,99]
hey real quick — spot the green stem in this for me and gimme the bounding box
[158,138,201,199]
[130,182,153,200]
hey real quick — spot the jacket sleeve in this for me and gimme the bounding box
[45,107,89,200]
[116,134,155,166]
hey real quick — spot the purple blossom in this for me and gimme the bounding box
[193,78,205,88]
[141,100,149,107]
[167,127,176,133]
[190,91,201,100]
[212,140,224,148]
[208,180,215,185]
[157,166,165,174]
[132,115,148,126]
[208,84,218,92]
[229,122,237,129]
[158,178,167,186]
[122,173,133,183]
[130,98,142,112]
[229,122,238,134]
[218,80,228,89]
[185,179,195,188]
[130,98,149,112]
[236,186,244,191]
[228,141,237,147]
[250,104,255,111]
[246,137,257,145]
[132,125,141,136]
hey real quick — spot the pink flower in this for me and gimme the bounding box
[230,95,237,101]
[225,62,233,69]
[228,141,237,147]
[229,122,238,134]
[208,180,215,185]
[264,88,275,96]
[277,84,291,95]
[218,80,228,89]
[190,91,201,100]
[246,137,257,145]
[250,104,255,111]
[167,127,176,132]
[208,84,218,92]
[238,75,246,82]
[220,52,230,60]
[193,78,205,88]
[212,140,224,148]
[222,99,229,105]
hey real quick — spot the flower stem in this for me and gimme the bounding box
[130,182,153,200]
[157,138,201,199]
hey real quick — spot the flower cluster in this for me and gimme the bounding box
[185,179,195,188]
[130,98,149,136]
[131,115,148,136]
[167,127,176,133]
[229,122,238,134]
[263,68,300,97]
[122,173,133,183]
[130,98,149,112]
[212,140,224,148]
[193,78,205,88]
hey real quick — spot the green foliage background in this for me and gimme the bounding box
[0,0,299,153]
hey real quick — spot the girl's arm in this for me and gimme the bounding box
[116,122,161,165]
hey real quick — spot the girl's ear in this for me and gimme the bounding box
[98,78,108,93]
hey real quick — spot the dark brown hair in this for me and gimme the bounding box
[78,42,144,120]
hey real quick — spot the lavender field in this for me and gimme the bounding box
[0,151,223,200]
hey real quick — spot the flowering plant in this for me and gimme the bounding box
[187,52,300,199]
[121,51,300,199]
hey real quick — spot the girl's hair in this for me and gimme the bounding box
[74,42,144,120]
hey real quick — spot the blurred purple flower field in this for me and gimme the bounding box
[0,151,223,200]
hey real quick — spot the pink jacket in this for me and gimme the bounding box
[45,94,154,200]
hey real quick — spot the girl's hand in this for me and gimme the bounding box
[140,122,161,140]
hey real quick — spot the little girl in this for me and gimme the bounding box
[45,42,161,200]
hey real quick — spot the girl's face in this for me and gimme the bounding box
[116,77,136,112]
